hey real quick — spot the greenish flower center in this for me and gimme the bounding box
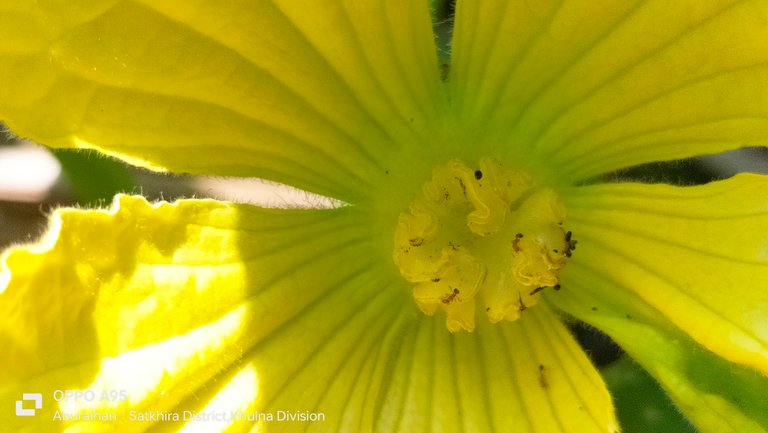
[393,158,575,332]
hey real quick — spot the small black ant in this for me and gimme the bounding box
[441,288,460,304]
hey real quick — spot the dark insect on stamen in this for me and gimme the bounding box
[518,293,527,312]
[564,231,577,257]
[512,233,524,252]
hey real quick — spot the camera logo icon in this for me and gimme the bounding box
[15,393,42,417]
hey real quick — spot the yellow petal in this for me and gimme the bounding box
[0,0,442,202]
[375,305,618,433]
[222,269,408,432]
[562,173,768,375]
[0,195,384,432]
[451,0,768,182]
[550,267,768,433]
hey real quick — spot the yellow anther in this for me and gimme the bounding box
[392,211,447,281]
[393,158,574,332]
[447,161,504,236]
[412,247,485,332]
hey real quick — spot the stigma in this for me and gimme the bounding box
[393,158,575,332]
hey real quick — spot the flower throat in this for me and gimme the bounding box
[393,158,576,332]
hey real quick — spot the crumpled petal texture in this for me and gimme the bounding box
[0,195,388,432]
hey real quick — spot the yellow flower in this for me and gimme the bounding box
[1,1,768,432]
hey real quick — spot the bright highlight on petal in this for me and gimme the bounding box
[177,365,259,433]
[393,158,575,331]
[0,195,255,431]
[0,194,387,432]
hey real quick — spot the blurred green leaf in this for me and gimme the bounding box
[603,356,697,433]
[53,149,133,204]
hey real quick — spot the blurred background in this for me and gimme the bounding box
[0,125,337,249]
[3,1,768,431]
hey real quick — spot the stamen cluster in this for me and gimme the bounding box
[393,159,575,332]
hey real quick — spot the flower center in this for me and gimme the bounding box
[393,158,576,332]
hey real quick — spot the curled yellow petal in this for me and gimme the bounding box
[564,173,768,375]
[0,195,387,432]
